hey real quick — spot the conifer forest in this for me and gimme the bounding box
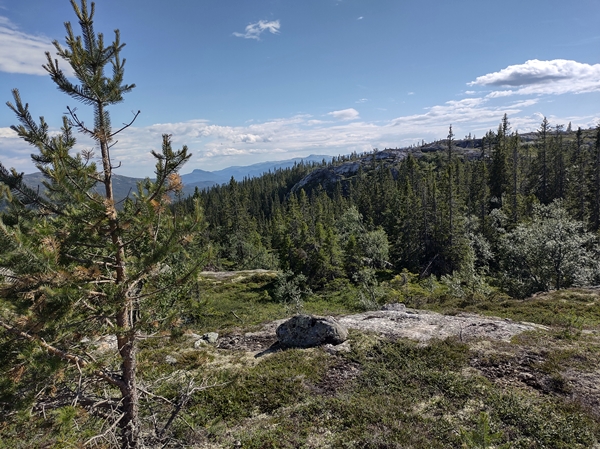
[191,116,600,299]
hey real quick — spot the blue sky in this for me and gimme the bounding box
[1,0,600,177]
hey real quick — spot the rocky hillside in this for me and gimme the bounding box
[291,143,481,194]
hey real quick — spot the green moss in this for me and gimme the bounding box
[189,348,331,425]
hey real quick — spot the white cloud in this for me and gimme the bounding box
[0,127,17,138]
[0,126,40,173]
[508,99,539,109]
[0,16,56,75]
[357,16,364,20]
[204,147,285,158]
[392,98,494,127]
[328,108,360,120]
[233,20,280,40]
[486,90,515,98]
[356,98,368,103]
[469,59,600,96]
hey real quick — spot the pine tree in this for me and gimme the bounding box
[0,2,201,447]
[446,125,455,254]
[489,116,509,207]
[574,127,587,221]
[590,124,600,231]
[536,116,551,204]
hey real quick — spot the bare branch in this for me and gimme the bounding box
[66,106,95,136]
[137,386,174,406]
[84,412,125,446]
[0,319,124,389]
[158,377,224,439]
[109,110,140,138]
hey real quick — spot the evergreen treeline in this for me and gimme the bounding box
[189,114,600,298]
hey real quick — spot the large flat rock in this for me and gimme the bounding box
[337,308,542,342]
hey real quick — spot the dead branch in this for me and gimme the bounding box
[0,319,124,389]
[109,110,140,138]
[157,377,223,441]
[84,412,125,446]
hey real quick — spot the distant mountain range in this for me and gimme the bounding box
[20,154,332,204]
[180,154,331,193]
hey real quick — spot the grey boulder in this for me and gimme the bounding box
[203,332,219,344]
[276,315,348,348]
[193,332,219,348]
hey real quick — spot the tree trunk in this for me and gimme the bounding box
[117,311,140,449]
[97,102,140,448]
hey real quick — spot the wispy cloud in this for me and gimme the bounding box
[390,97,520,130]
[469,59,600,96]
[0,16,56,75]
[0,126,39,173]
[357,16,364,20]
[355,98,368,103]
[233,20,280,40]
[328,108,360,121]
[0,127,17,138]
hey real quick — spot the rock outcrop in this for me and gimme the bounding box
[276,315,348,348]
[290,146,483,195]
[337,307,543,342]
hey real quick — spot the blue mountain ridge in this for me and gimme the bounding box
[20,154,333,202]
[180,154,332,192]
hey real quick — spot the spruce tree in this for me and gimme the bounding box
[574,127,587,221]
[489,115,510,207]
[551,124,566,201]
[446,125,455,255]
[393,177,425,272]
[0,2,202,447]
[590,124,600,231]
[508,131,522,223]
[536,116,551,204]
